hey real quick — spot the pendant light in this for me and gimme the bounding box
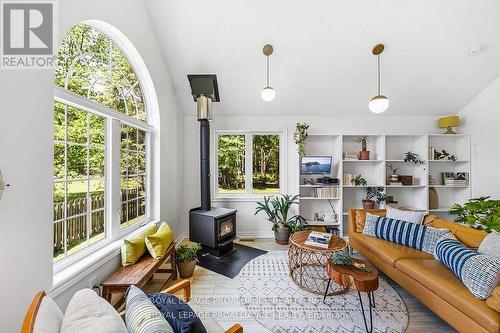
[261,44,275,101]
[369,44,389,113]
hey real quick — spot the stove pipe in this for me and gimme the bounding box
[199,104,211,211]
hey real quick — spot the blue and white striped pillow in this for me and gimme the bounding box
[435,237,500,299]
[363,214,450,254]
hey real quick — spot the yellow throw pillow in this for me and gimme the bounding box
[121,224,158,266]
[145,222,174,259]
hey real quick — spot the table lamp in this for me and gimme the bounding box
[438,116,460,134]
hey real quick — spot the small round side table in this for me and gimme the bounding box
[288,230,348,295]
[325,258,379,333]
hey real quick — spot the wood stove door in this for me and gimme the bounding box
[218,215,235,240]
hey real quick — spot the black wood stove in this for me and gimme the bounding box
[187,74,237,259]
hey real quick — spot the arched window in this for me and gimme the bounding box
[53,23,156,266]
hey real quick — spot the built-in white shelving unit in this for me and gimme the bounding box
[297,134,471,238]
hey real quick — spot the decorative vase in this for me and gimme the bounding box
[362,200,375,209]
[177,259,197,278]
[359,151,370,160]
[429,187,439,210]
[390,174,399,183]
[274,227,291,245]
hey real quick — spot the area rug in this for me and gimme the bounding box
[237,251,408,333]
[197,243,267,278]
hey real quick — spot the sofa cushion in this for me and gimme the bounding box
[350,233,433,266]
[61,289,127,333]
[33,295,64,333]
[386,206,426,224]
[355,210,385,233]
[486,286,500,312]
[121,224,158,266]
[426,216,487,248]
[478,230,500,259]
[395,258,499,333]
[145,222,174,259]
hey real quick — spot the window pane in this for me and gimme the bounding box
[90,210,105,245]
[127,152,138,176]
[67,144,87,180]
[89,114,105,146]
[90,178,105,210]
[127,177,138,200]
[217,135,245,194]
[54,103,65,141]
[53,220,65,261]
[138,152,146,174]
[89,147,105,177]
[127,199,139,226]
[55,24,147,122]
[66,180,87,217]
[137,129,146,151]
[66,215,88,256]
[54,143,65,180]
[121,125,129,150]
[128,127,138,151]
[67,106,87,144]
[252,135,280,194]
[138,197,146,221]
[53,182,65,222]
[138,175,146,198]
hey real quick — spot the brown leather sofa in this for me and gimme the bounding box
[348,209,499,333]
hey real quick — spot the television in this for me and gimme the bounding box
[301,156,332,174]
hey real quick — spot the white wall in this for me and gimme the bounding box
[460,75,500,199]
[182,115,444,238]
[0,1,183,331]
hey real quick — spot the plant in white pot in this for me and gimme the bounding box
[255,194,307,245]
[176,243,202,278]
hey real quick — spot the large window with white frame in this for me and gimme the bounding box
[53,23,154,265]
[215,131,284,197]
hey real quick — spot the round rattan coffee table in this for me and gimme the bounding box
[288,230,348,295]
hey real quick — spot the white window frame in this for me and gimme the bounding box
[52,20,160,274]
[213,130,286,200]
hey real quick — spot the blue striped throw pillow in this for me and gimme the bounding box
[363,214,450,254]
[435,237,500,299]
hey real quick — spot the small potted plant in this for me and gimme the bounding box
[294,123,309,156]
[351,175,367,187]
[357,136,370,160]
[362,187,386,209]
[176,243,202,278]
[404,151,425,164]
[255,194,306,244]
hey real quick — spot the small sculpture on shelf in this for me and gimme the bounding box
[387,163,400,184]
[357,136,370,160]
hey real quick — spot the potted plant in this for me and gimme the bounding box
[294,123,309,156]
[404,151,425,164]
[255,194,306,244]
[362,187,386,209]
[449,196,500,232]
[387,163,400,183]
[176,243,202,278]
[357,136,370,160]
[351,174,367,187]
[434,149,457,161]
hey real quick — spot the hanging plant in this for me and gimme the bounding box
[294,123,309,156]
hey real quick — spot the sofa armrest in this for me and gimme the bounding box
[225,323,243,333]
[161,279,191,302]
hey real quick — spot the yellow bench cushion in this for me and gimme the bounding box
[145,222,174,259]
[121,224,158,266]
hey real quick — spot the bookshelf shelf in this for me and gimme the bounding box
[297,134,471,238]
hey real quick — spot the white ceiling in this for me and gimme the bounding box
[145,0,500,116]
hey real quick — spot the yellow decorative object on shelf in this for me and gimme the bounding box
[438,116,460,134]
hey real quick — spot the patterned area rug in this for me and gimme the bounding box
[237,251,408,333]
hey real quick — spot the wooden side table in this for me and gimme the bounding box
[325,258,379,333]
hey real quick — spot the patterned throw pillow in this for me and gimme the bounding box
[355,210,385,232]
[385,206,426,224]
[125,285,174,333]
[363,214,451,254]
[435,237,500,299]
[478,230,500,259]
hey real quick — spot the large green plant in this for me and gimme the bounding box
[255,194,307,231]
[449,196,500,232]
[176,243,202,263]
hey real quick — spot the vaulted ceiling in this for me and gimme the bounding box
[145,0,500,116]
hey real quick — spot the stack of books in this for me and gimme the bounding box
[305,231,332,249]
[343,152,358,160]
[428,147,435,160]
[314,187,338,198]
[343,173,354,185]
[442,172,469,186]
[388,181,403,186]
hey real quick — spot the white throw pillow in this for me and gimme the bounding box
[478,230,500,259]
[61,289,127,333]
[33,295,64,333]
[385,206,426,224]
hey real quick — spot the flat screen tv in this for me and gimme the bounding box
[301,156,332,174]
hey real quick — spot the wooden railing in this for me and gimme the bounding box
[53,190,145,255]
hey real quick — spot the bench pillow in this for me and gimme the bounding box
[146,222,174,259]
[355,210,385,233]
[125,285,174,333]
[435,237,500,299]
[61,289,127,333]
[121,224,158,267]
[149,293,207,333]
[363,214,451,254]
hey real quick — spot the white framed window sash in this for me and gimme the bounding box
[213,129,287,199]
[53,87,154,273]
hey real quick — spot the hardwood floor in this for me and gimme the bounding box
[144,238,457,333]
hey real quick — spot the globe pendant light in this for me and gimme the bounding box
[369,44,389,113]
[261,44,275,101]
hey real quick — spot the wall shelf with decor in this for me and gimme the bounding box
[296,134,471,239]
